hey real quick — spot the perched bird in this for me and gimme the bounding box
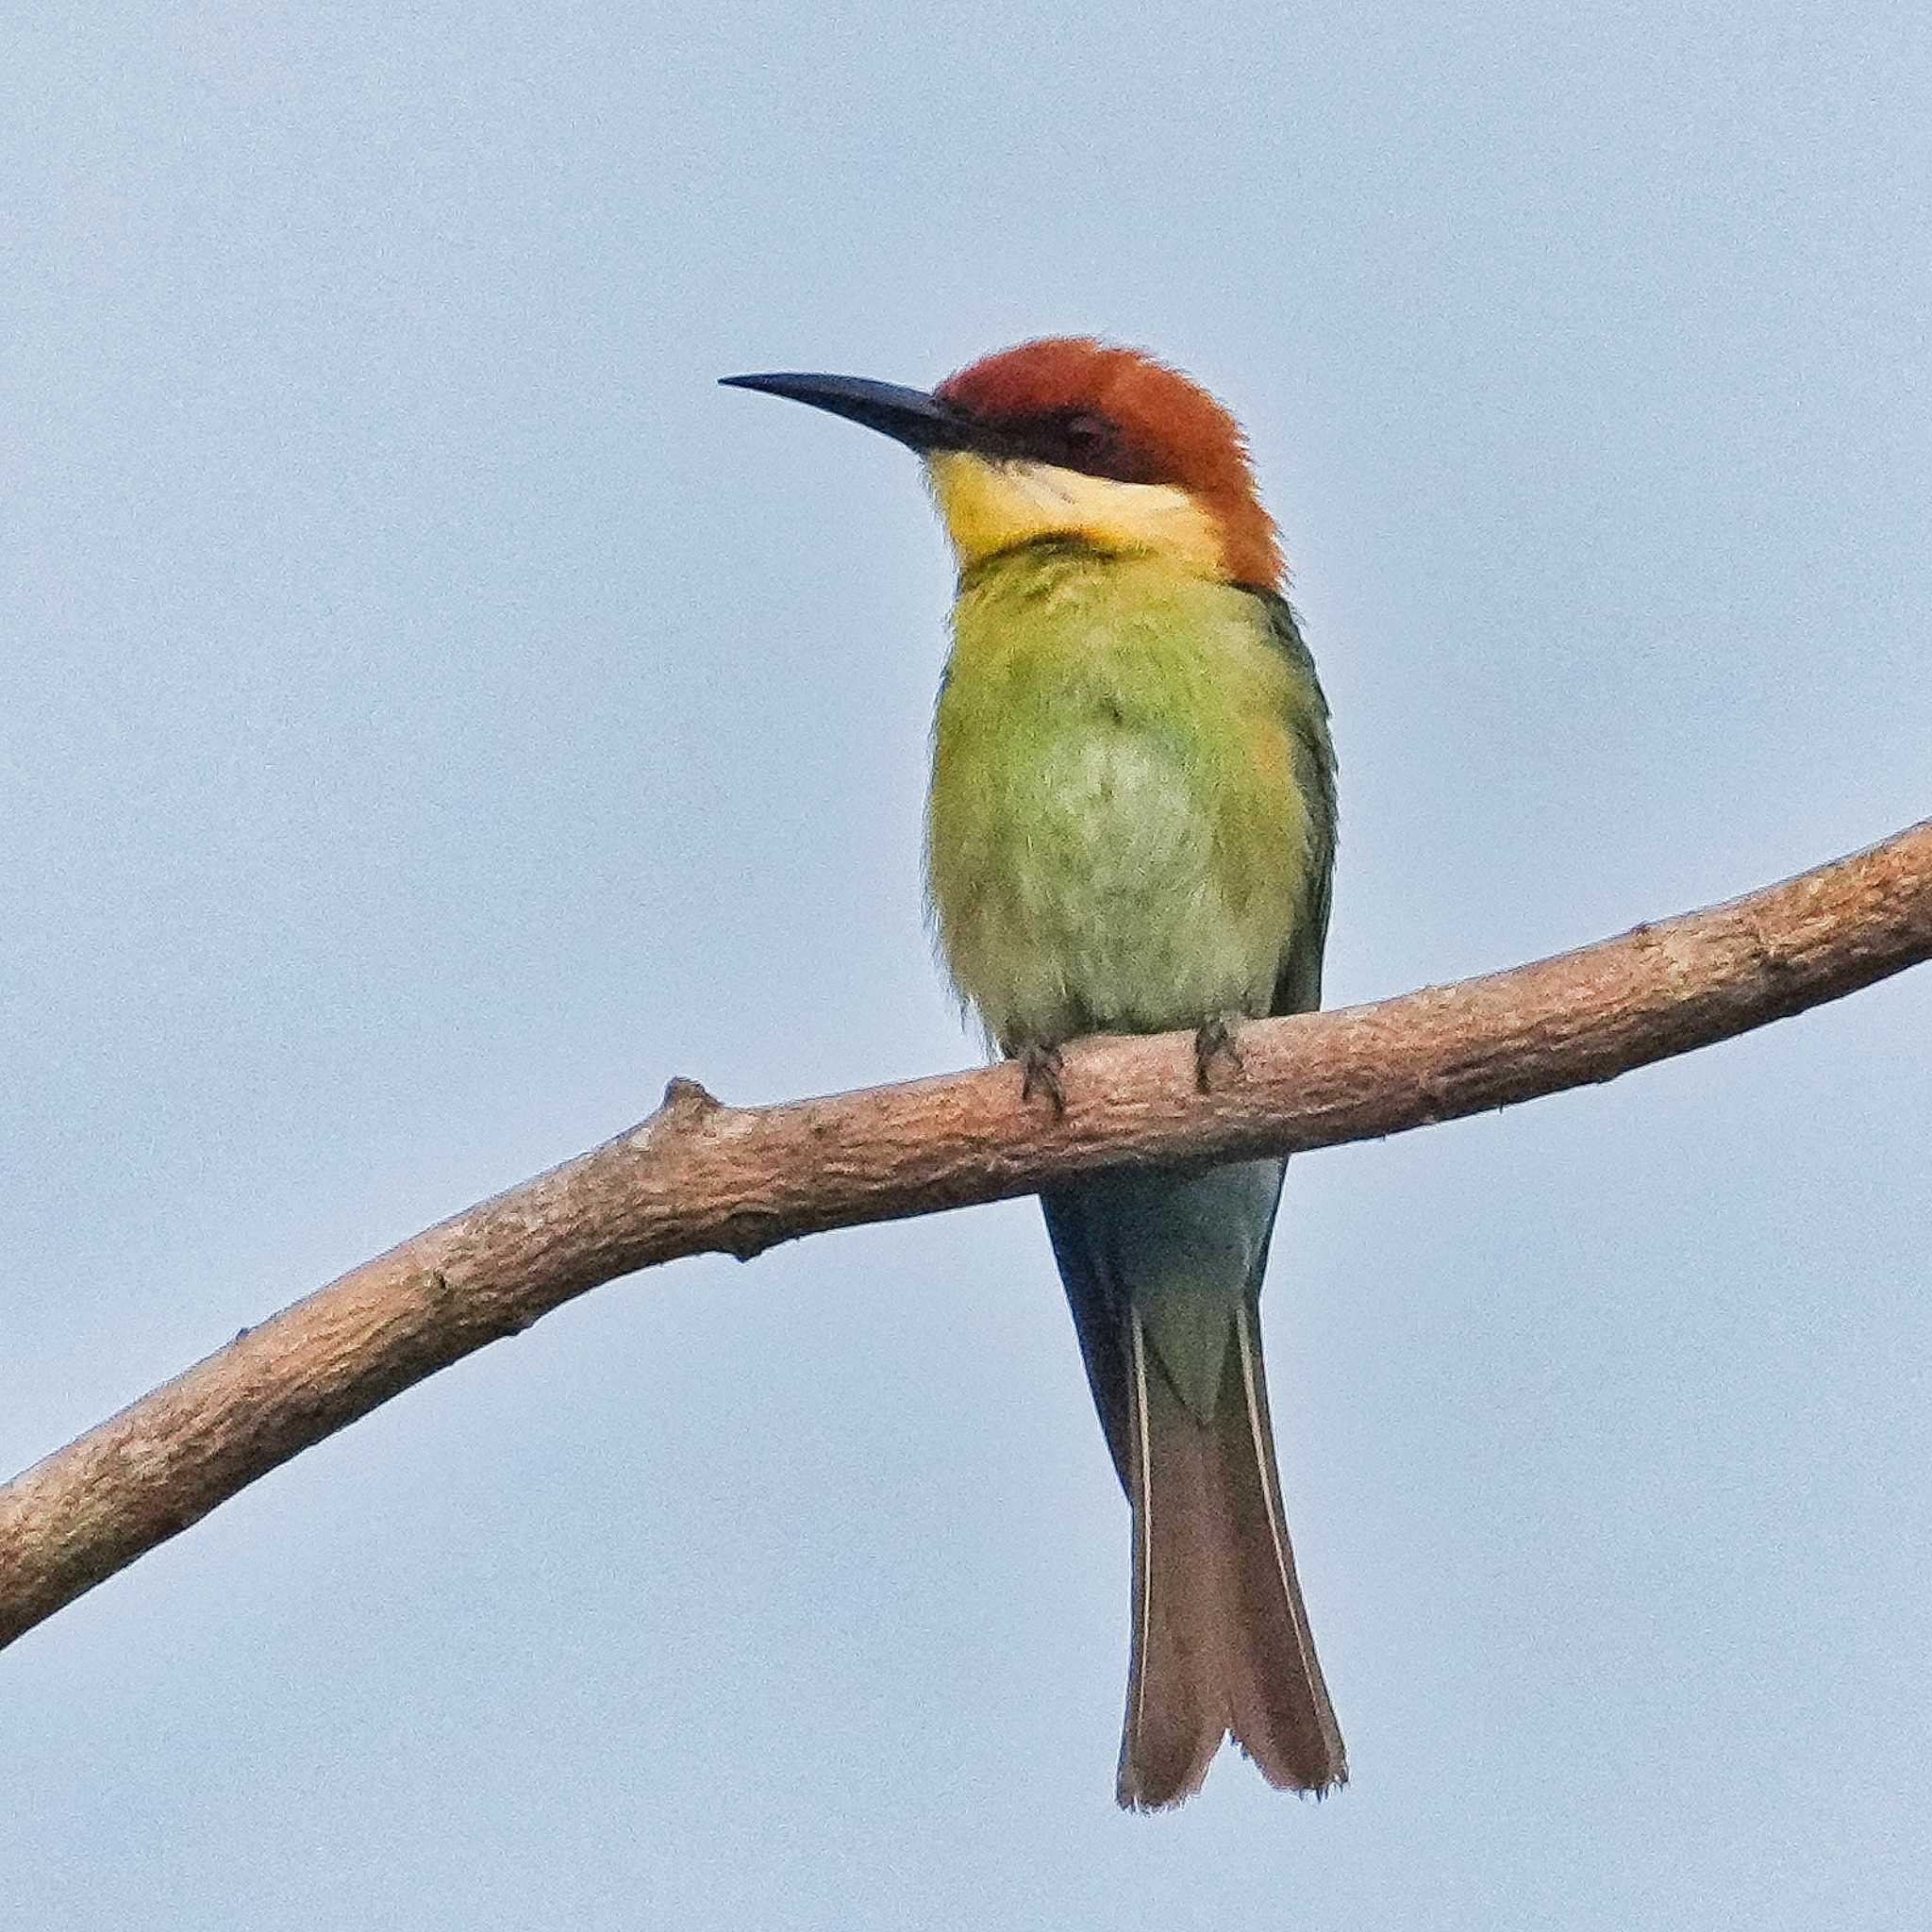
[723,339,1341,1808]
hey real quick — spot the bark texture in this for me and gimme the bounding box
[2,819,1927,1652]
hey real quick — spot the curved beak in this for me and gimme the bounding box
[718,371,979,456]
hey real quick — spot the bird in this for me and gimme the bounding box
[721,338,1341,1809]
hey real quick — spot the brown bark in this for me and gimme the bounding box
[3,818,1928,1652]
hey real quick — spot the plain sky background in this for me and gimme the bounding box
[5,3,1928,1925]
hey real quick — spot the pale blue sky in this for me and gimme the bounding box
[5,3,1929,1925]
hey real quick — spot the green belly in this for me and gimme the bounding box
[926,545,1317,1052]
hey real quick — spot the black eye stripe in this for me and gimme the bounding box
[987,408,1168,485]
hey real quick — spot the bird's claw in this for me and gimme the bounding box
[1020,1043,1067,1119]
[1193,1016,1245,1092]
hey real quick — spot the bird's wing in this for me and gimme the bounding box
[1247,588,1338,1021]
[1041,1184,1132,1482]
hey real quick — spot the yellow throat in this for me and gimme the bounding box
[924,451,1226,578]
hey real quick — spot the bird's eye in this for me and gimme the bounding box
[1061,412,1112,454]
[1007,408,1137,475]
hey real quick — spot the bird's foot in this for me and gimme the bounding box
[1193,1015,1245,1092]
[1019,1042,1067,1120]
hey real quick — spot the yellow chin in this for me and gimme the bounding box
[924,452,1225,577]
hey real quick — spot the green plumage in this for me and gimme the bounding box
[926,529,1336,1420]
[928,538,1335,1056]
[927,527,1337,1386]
[926,533,1343,1804]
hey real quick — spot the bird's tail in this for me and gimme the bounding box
[1118,1301,1346,1809]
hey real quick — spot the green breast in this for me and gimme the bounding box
[925,541,1332,1052]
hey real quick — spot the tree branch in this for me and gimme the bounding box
[4,819,1928,1651]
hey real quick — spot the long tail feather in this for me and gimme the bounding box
[1118,1307,1346,1808]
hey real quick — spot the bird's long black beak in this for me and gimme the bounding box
[719,371,978,455]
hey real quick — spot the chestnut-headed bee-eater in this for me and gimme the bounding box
[723,340,1341,1808]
